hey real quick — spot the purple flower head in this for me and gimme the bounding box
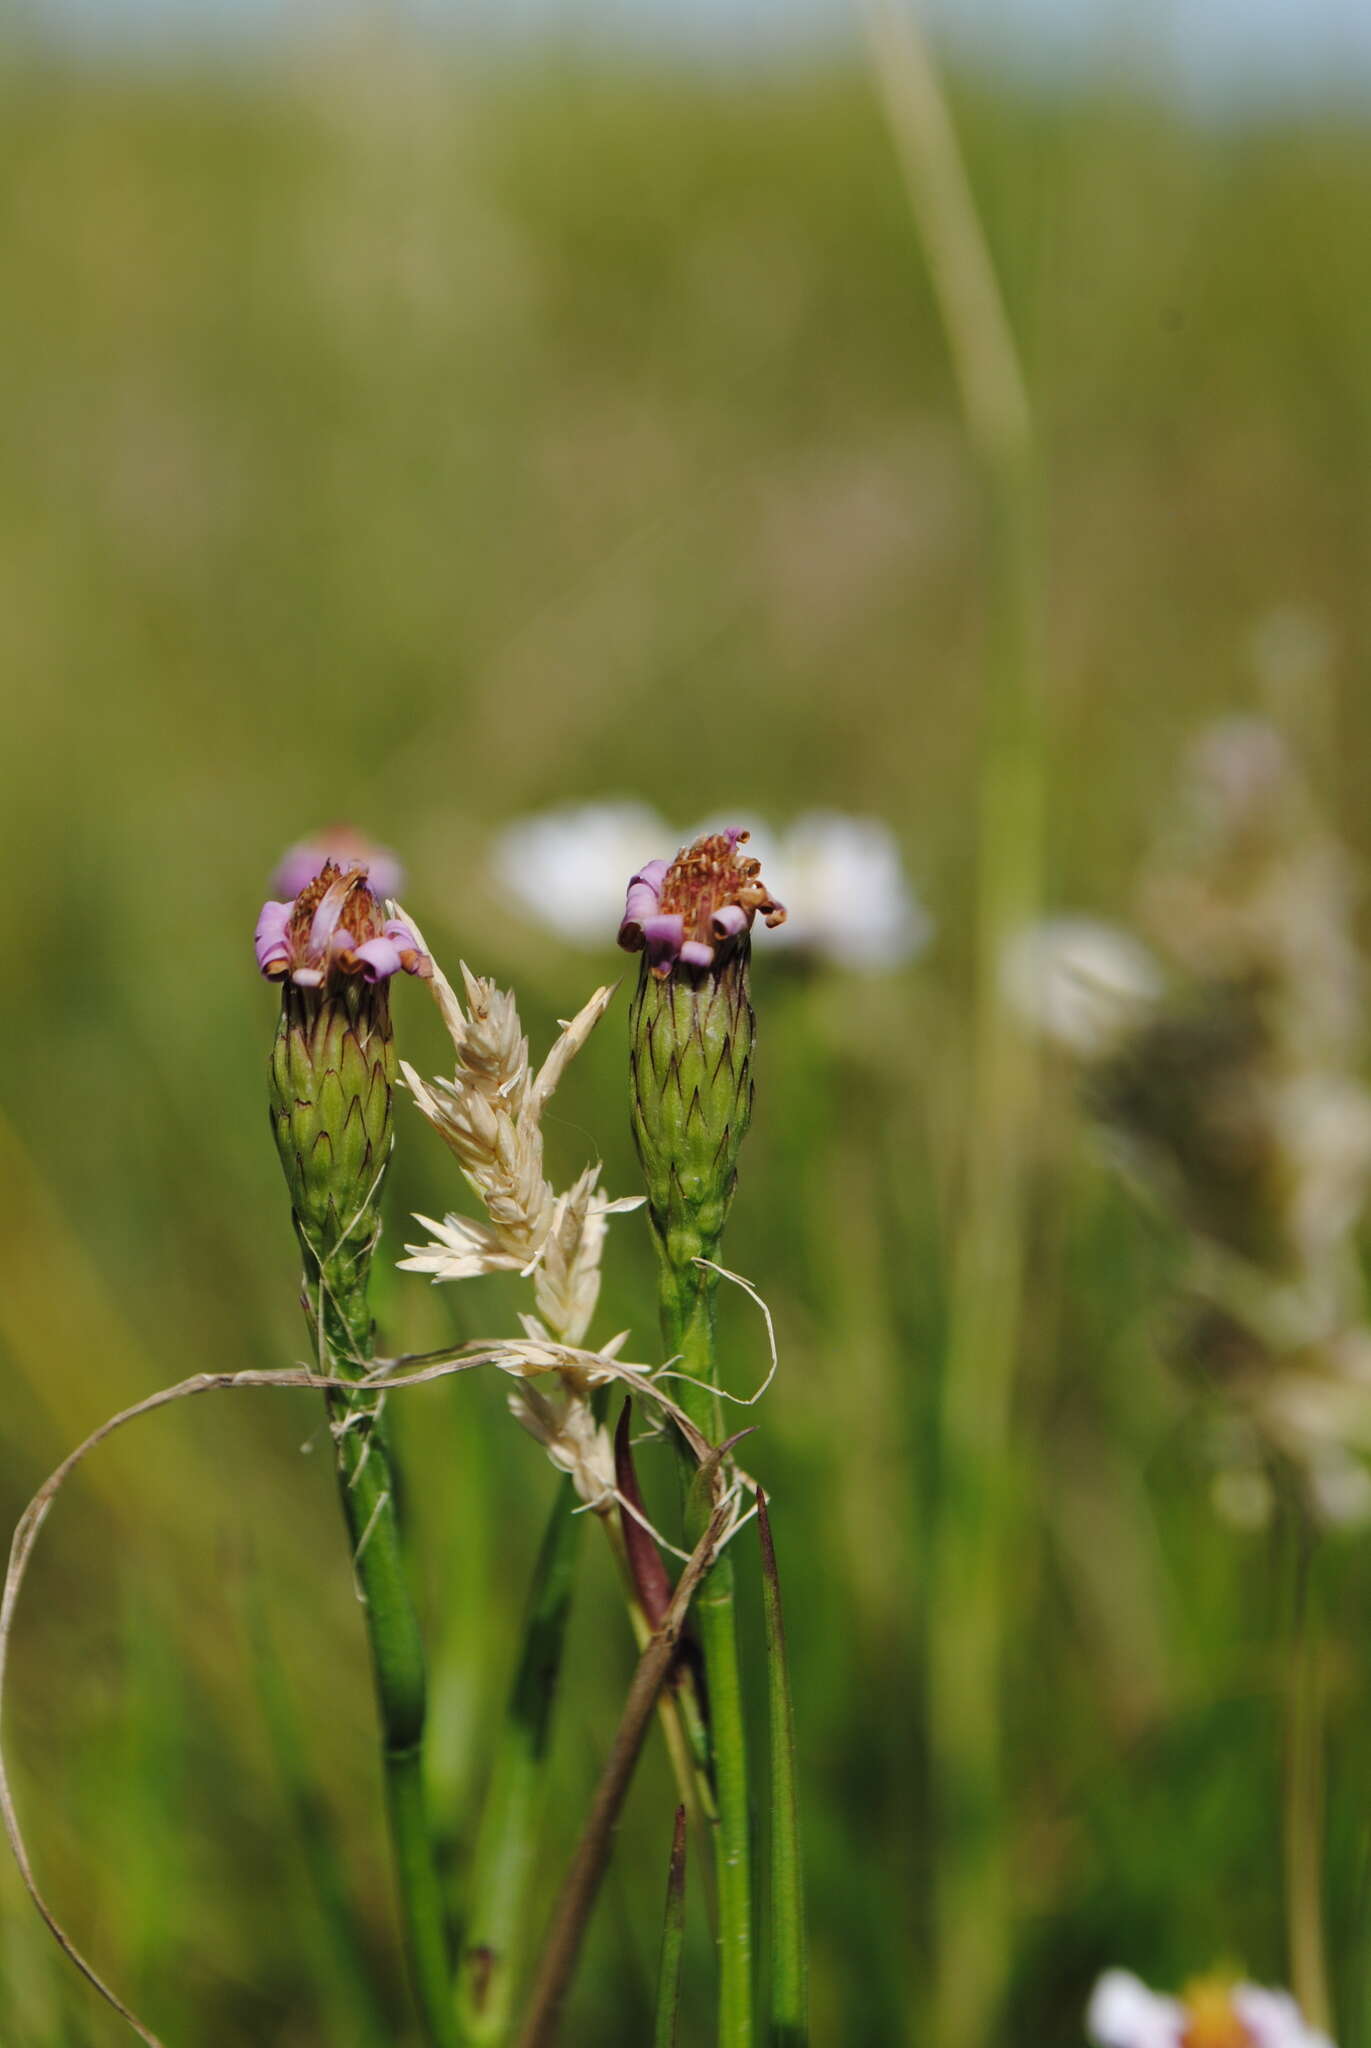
[272,829,405,904]
[255,860,431,989]
[618,828,785,978]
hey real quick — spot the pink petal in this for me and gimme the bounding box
[679,939,714,968]
[274,834,404,901]
[710,904,749,941]
[642,912,684,977]
[383,919,433,977]
[254,900,294,976]
[624,880,661,923]
[353,937,404,983]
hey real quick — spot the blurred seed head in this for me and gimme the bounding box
[1001,916,1162,1058]
[1020,720,1371,1525]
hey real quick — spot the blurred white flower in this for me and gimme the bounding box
[491,802,931,973]
[751,810,932,971]
[1002,916,1163,1059]
[1087,1972,1184,2048]
[490,800,671,949]
[1088,1969,1335,2048]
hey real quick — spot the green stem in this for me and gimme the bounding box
[662,1256,754,2048]
[861,12,1042,2043]
[308,1245,457,2048]
[1284,1499,1330,2033]
[455,1479,584,2047]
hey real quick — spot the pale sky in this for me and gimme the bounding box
[20,0,1371,108]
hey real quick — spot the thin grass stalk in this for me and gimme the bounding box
[307,1243,458,2048]
[453,1398,714,2047]
[653,1807,689,2048]
[514,1498,732,2048]
[664,1263,755,2048]
[1283,1496,1331,2034]
[758,1493,807,2048]
[602,1513,717,1848]
[454,1479,584,2047]
[860,6,1042,2043]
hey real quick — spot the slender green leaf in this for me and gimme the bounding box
[653,1806,689,2048]
[456,1478,584,2047]
[759,1491,807,2047]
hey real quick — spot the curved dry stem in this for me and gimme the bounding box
[0,1340,747,2045]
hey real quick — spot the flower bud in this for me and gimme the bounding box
[620,829,784,1276]
[259,860,430,1276]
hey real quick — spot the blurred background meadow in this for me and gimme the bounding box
[5,0,1371,2041]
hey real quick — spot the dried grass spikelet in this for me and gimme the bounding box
[397,948,642,1506]
[1029,721,1371,1526]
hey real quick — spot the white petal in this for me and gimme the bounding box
[1086,1970,1185,2048]
[490,801,672,947]
[777,811,932,969]
[1233,1984,1336,2048]
[687,810,932,972]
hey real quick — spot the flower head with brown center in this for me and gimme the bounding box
[618,827,785,977]
[255,861,431,988]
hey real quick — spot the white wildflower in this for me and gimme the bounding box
[1002,916,1162,1059]
[489,800,671,948]
[491,801,931,973]
[702,810,931,970]
[1087,1971,1185,2048]
[1087,1969,1334,2048]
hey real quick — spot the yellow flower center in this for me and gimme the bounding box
[1181,1980,1254,2048]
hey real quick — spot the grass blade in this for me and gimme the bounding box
[456,1477,584,2046]
[653,1806,689,2048]
[758,1491,807,2047]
